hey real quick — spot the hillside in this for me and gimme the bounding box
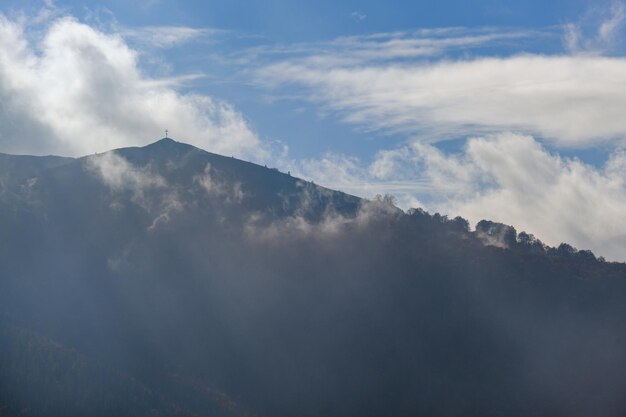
[1,138,625,417]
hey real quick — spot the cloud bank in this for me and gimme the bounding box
[295,133,626,261]
[0,13,263,158]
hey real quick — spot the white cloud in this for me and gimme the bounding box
[3,5,625,262]
[251,3,626,261]
[86,151,165,192]
[442,134,626,262]
[258,54,626,147]
[291,152,435,212]
[295,133,626,261]
[86,151,184,230]
[0,13,264,158]
[194,163,245,204]
[254,4,626,148]
[244,191,400,243]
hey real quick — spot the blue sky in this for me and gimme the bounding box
[2,0,626,260]
[4,0,590,35]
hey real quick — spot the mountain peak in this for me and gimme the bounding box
[146,137,183,147]
[138,137,199,155]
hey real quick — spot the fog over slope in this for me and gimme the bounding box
[1,138,626,417]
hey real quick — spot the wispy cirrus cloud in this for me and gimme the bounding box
[243,26,539,67]
[564,1,626,54]
[258,54,626,147]
[254,3,626,148]
[121,25,222,48]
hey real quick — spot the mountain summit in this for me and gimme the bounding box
[1,139,626,417]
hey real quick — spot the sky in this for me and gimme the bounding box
[2,0,626,260]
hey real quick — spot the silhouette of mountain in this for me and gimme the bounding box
[1,139,625,417]
[0,153,73,187]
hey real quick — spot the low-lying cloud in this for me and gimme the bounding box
[86,151,183,230]
[295,133,626,261]
[193,163,246,204]
[245,194,400,242]
[86,152,165,192]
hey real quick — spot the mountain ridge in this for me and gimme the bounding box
[0,137,615,261]
[1,137,626,417]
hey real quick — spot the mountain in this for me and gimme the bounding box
[0,153,74,185]
[1,138,626,417]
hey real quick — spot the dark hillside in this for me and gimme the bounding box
[1,139,625,417]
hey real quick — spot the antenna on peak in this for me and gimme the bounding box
[165,129,169,138]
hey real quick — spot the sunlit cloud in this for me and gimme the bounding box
[258,54,626,147]
[294,133,626,261]
[0,12,264,159]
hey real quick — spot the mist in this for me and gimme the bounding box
[1,139,626,417]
